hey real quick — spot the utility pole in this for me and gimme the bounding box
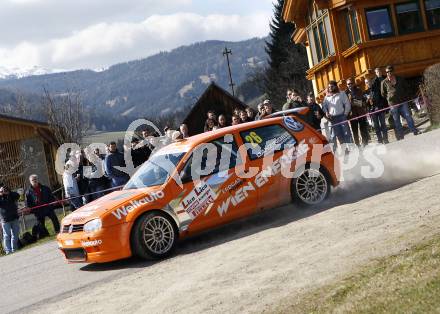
[223,46,235,96]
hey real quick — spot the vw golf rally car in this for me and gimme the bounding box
[57,110,340,263]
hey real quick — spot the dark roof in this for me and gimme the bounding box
[0,113,50,128]
[183,82,248,136]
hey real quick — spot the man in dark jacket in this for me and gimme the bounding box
[306,92,325,130]
[25,174,60,234]
[365,75,389,144]
[346,78,369,146]
[104,142,130,187]
[0,185,20,254]
[381,65,419,140]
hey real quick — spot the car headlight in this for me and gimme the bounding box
[83,218,102,233]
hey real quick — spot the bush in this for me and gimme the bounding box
[423,63,440,126]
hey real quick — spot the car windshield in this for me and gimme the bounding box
[124,151,185,189]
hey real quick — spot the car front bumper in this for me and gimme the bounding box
[57,223,132,263]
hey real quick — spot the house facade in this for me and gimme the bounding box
[0,114,60,191]
[282,0,440,98]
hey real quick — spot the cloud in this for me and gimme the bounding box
[0,12,270,70]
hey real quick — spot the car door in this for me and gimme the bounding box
[239,123,298,210]
[170,133,256,234]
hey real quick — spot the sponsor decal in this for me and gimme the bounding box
[216,143,310,216]
[111,191,165,220]
[255,131,296,159]
[283,116,304,132]
[81,239,102,247]
[182,182,216,219]
[222,178,244,194]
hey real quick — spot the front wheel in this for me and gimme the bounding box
[292,166,330,206]
[131,211,177,260]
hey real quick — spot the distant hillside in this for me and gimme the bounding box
[0,37,267,130]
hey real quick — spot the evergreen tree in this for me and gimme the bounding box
[265,0,311,108]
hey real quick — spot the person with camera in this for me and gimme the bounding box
[0,184,21,254]
[283,89,304,111]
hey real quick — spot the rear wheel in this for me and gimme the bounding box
[131,211,177,260]
[292,166,330,206]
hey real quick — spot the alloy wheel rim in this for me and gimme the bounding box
[143,216,174,254]
[296,169,327,204]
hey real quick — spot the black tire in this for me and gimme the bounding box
[291,165,331,206]
[131,211,178,260]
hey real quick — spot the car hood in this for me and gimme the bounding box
[62,186,165,225]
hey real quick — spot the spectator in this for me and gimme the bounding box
[365,77,389,144]
[25,174,60,235]
[0,185,20,254]
[204,118,217,131]
[204,111,217,132]
[306,92,325,130]
[207,110,217,121]
[233,108,241,117]
[283,89,304,111]
[172,130,182,141]
[262,99,274,117]
[179,123,189,138]
[218,114,228,128]
[231,114,241,125]
[322,80,352,149]
[104,142,130,188]
[71,150,89,204]
[255,103,264,120]
[239,110,252,123]
[86,148,108,201]
[130,138,144,168]
[381,65,420,140]
[245,107,255,120]
[63,161,82,210]
[346,78,369,146]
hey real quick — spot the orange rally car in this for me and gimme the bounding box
[57,110,340,263]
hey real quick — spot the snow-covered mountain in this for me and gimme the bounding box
[0,66,61,79]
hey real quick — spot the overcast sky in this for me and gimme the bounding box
[0,0,273,71]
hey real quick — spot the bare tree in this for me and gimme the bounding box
[43,88,90,144]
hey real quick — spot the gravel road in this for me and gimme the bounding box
[1,129,439,314]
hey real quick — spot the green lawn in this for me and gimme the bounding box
[274,234,440,313]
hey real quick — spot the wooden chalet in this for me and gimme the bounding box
[183,83,248,136]
[0,114,59,191]
[282,0,440,98]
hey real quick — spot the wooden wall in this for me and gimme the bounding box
[0,120,38,143]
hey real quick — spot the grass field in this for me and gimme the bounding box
[275,233,440,313]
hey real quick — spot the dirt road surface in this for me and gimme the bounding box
[1,130,439,314]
